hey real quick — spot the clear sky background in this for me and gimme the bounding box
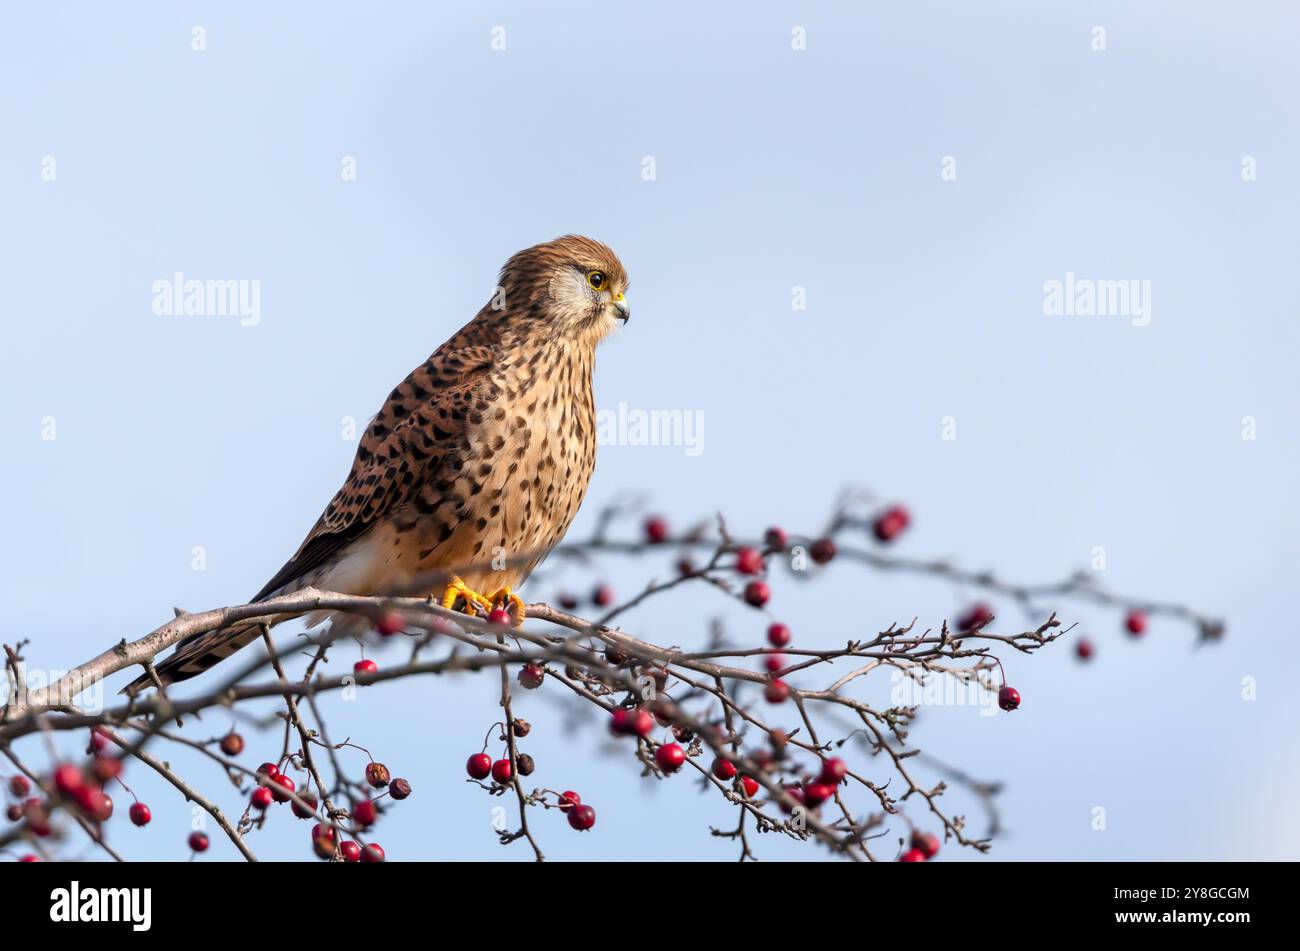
[1,2,1297,862]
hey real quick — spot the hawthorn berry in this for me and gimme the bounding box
[365,762,391,789]
[188,831,210,853]
[19,854,40,862]
[957,602,995,633]
[711,757,737,781]
[389,778,412,800]
[490,759,513,784]
[7,775,30,798]
[354,659,378,677]
[567,804,596,831]
[809,538,837,564]
[1075,638,1095,661]
[361,843,386,862]
[312,824,336,859]
[1125,611,1147,637]
[741,776,759,798]
[735,547,764,575]
[256,762,280,781]
[53,763,85,796]
[766,622,791,647]
[764,526,788,550]
[90,756,123,784]
[516,754,536,777]
[353,799,378,828]
[644,515,669,543]
[655,743,686,773]
[292,791,318,819]
[89,726,110,753]
[676,557,695,577]
[251,786,274,810]
[872,505,911,543]
[818,757,848,785]
[912,829,940,859]
[998,686,1021,712]
[6,804,21,822]
[517,664,545,689]
[630,708,654,738]
[341,840,362,862]
[764,654,784,673]
[899,847,925,862]
[512,719,532,738]
[557,790,581,812]
[466,753,492,780]
[592,584,614,607]
[558,592,579,610]
[375,612,405,637]
[764,679,790,704]
[219,732,245,757]
[803,781,837,807]
[743,580,770,608]
[271,773,296,803]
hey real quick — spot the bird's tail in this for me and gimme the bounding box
[122,618,283,695]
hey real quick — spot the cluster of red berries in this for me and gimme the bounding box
[899,828,941,862]
[466,742,596,832]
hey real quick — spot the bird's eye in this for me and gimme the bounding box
[586,271,606,291]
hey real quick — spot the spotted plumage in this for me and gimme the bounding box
[127,236,629,692]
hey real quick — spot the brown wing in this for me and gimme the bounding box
[250,342,498,602]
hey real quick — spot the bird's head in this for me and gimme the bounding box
[491,235,629,347]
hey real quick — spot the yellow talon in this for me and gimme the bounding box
[486,587,527,628]
[440,575,493,617]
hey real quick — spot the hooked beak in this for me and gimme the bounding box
[611,294,630,323]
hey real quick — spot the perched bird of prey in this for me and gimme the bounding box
[126,235,629,692]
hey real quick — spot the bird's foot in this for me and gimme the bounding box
[440,575,494,618]
[485,587,526,628]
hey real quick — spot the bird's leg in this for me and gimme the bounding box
[440,575,494,618]
[485,587,527,627]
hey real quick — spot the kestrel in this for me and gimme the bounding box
[127,235,629,692]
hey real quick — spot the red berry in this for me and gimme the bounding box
[517,664,545,689]
[292,791,318,819]
[83,789,113,823]
[764,653,784,673]
[899,847,925,862]
[655,743,686,773]
[1125,611,1147,636]
[609,707,632,736]
[129,802,151,827]
[389,778,412,800]
[809,538,837,564]
[466,753,492,780]
[558,790,581,812]
[19,853,40,862]
[271,773,296,803]
[256,762,280,780]
[676,557,695,577]
[735,546,764,575]
[188,831,210,853]
[219,732,245,756]
[998,685,1021,712]
[741,776,759,798]
[592,584,614,607]
[643,515,669,543]
[558,592,579,610]
[764,526,788,550]
[766,622,791,647]
[487,607,511,626]
[353,798,378,828]
[764,679,790,704]
[743,580,770,608]
[957,602,995,632]
[711,757,737,781]
[804,781,837,807]
[375,612,405,637]
[567,804,596,831]
[818,757,848,785]
[365,762,391,788]
[90,755,123,784]
[89,726,110,753]
[361,843,386,862]
[312,824,336,859]
[911,829,940,859]
[1075,638,1095,661]
[6,804,21,822]
[490,759,513,784]
[630,708,654,738]
[53,763,85,796]
[341,840,362,862]
[251,786,274,810]
[7,775,30,798]
[872,505,911,543]
[354,658,378,677]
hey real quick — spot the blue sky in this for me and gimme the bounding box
[1,1,1297,861]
